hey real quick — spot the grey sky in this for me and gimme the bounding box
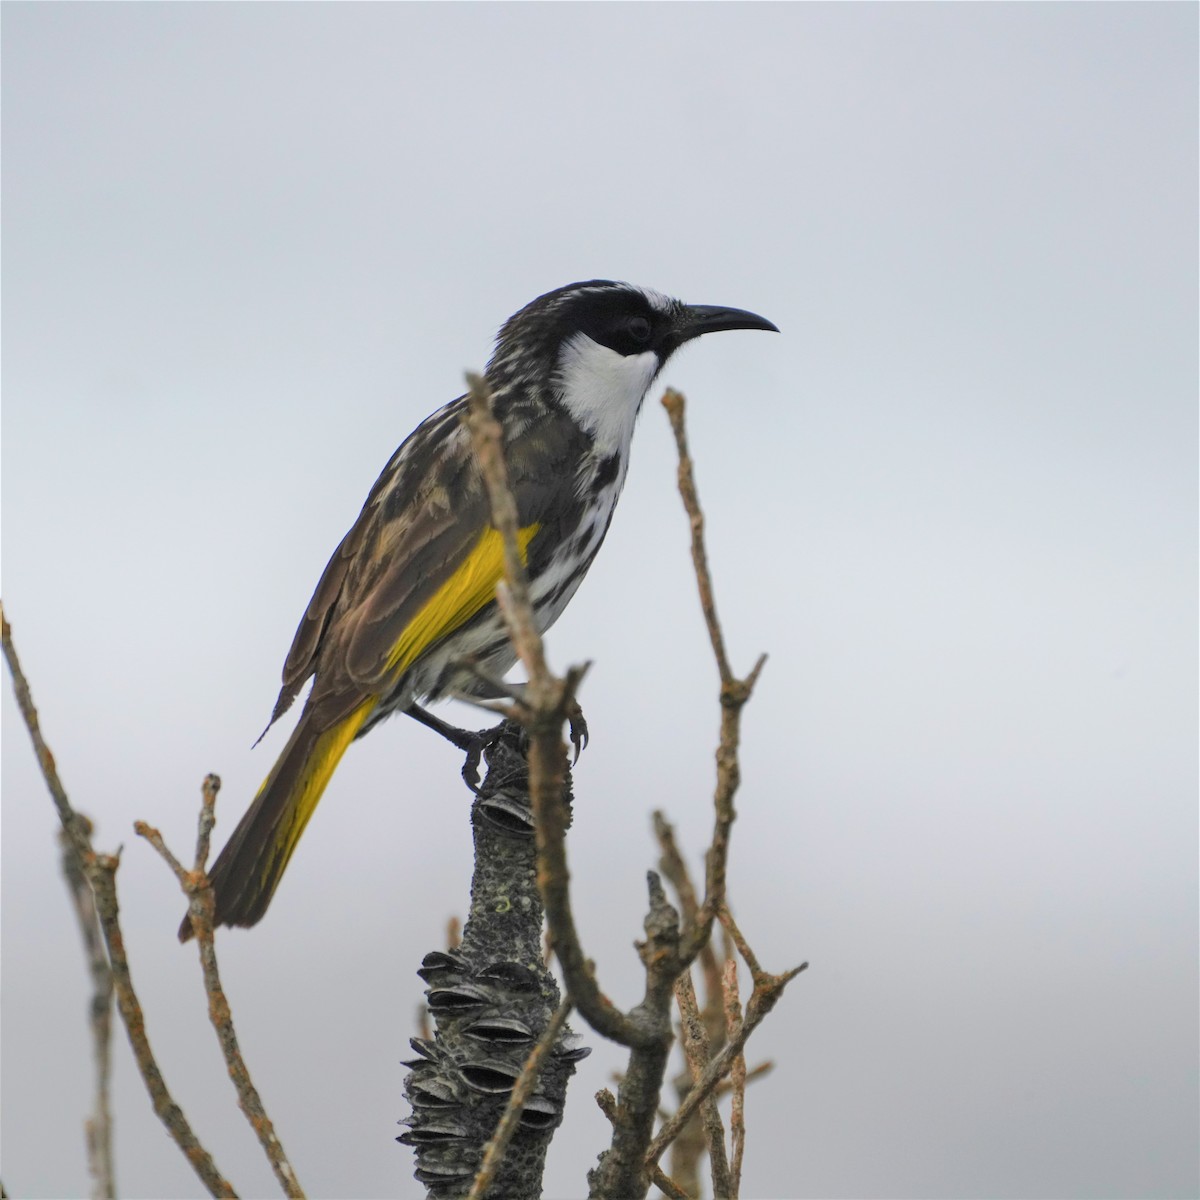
[2,4,1196,1198]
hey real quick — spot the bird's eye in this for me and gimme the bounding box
[627,316,652,343]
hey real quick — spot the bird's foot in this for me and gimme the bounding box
[457,723,507,792]
[406,699,589,791]
[404,703,506,792]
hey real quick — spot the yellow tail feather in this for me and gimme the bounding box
[191,523,539,938]
[264,697,378,891]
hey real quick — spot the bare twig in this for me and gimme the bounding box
[467,998,574,1200]
[1,603,237,1198]
[648,1163,693,1200]
[647,917,806,1173]
[722,959,747,1196]
[717,906,766,983]
[59,818,116,1200]
[653,812,700,929]
[656,811,731,1193]
[1,602,91,862]
[587,872,680,1194]
[92,855,239,1197]
[193,772,220,873]
[655,814,727,1042]
[715,1059,773,1095]
[659,391,732,687]
[137,806,305,1200]
[462,372,550,687]
[596,1088,620,1124]
[659,390,767,968]
[675,972,732,1197]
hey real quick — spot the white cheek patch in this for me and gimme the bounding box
[555,334,659,458]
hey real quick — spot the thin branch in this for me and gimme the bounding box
[585,872,680,1195]
[717,906,766,984]
[59,818,116,1200]
[655,813,726,1043]
[646,936,805,1172]
[674,972,731,1197]
[1,603,237,1198]
[90,855,239,1197]
[1,602,91,862]
[193,772,220,873]
[648,1164,692,1200]
[137,809,305,1200]
[596,1088,620,1125]
[659,391,767,965]
[658,390,733,686]
[656,811,730,1194]
[715,1059,773,1096]
[722,959,747,1196]
[462,372,550,688]
[467,998,574,1200]
[653,812,700,928]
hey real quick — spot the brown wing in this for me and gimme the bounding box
[261,396,590,736]
[262,398,474,729]
[333,404,591,690]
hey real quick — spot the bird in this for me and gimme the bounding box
[179,280,777,940]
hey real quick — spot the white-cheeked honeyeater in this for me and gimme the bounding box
[180,280,777,940]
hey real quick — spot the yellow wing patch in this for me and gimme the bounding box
[385,524,539,675]
[248,525,538,913]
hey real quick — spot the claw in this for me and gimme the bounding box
[461,736,485,793]
[458,723,508,793]
[567,703,589,765]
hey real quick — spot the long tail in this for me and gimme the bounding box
[178,697,376,941]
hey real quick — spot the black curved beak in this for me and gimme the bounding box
[676,303,779,346]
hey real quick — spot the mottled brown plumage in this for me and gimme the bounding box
[180,281,776,939]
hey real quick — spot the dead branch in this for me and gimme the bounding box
[136,781,304,1199]
[656,811,726,1195]
[648,1164,692,1199]
[675,971,732,1196]
[722,958,747,1196]
[660,389,767,962]
[0,602,237,1199]
[647,907,806,1173]
[58,817,116,1200]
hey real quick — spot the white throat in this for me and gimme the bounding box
[555,334,659,458]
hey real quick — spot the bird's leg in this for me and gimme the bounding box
[406,697,590,791]
[404,703,505,793]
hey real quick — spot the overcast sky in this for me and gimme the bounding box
[2,5,1196,1198]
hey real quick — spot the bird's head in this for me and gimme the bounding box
[486,280,778,454]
